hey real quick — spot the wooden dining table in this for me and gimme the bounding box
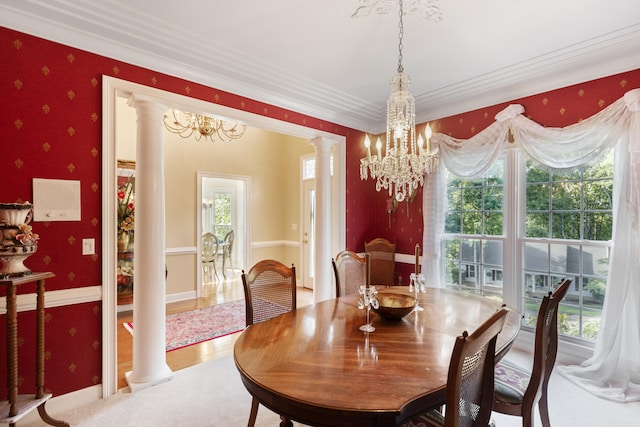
[234,287,521,427]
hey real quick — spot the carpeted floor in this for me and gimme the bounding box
[124,299,246,351]
[20,349,640,426]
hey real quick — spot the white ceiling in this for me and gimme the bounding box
[1,0,640,133]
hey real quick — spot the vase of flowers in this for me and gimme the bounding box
[117,176,135,303]
[117,177,135,252]
[0,202,40,277]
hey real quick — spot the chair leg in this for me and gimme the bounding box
[279,416,293,427]
[522,406,535,427]
[538,392,551,427]
[247,397,259,427]
[222,252,227,278]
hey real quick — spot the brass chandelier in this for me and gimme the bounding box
[163,109,246,143]
[358,0,439,203]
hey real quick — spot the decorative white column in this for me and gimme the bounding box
[125,94,173,392]
[309,137,337,302]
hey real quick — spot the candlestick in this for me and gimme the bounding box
[365,253,371,287]
[414,243,420,275]
[425,123,432,154]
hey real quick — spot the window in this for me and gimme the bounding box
[212,192,232,239]
[443,150,614,342]
[203,190,232,240]
[302,156,334,180]
[522,153,613,340]
[444,161,504,301]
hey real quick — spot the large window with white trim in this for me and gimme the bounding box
[443,150,613,342]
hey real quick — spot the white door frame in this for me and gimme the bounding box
[102,75,345,397]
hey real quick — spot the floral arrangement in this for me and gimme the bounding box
[16,223,39,245]
[117,177,135,240]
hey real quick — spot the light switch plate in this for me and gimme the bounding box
[82,238,95,255]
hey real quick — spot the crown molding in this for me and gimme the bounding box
[1,3,638,134]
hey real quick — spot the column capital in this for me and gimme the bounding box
[127,93,168,116]
[309,137,338,154]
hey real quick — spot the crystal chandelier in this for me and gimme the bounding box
[163,109,246,143]
[359,0,439,203]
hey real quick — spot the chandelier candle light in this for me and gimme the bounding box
[359,0,439,203]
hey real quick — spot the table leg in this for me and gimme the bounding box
[37,402,70,427]
[6,283,17,417]
[36,278,45,399]
[35,278,70,427]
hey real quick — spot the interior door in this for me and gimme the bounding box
[302,179,315,289]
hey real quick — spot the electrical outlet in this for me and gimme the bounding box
[82,238,95,255]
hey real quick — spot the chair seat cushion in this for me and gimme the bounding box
[401,409,444,427]
[494,359,530,405]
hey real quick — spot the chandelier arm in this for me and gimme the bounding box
[163,109,246,143]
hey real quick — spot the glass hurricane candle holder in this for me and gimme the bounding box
[409,273,426,311]
[358,285,379,332]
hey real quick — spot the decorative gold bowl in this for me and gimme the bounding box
[372,293,417,321]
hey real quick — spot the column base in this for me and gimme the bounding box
[125,365,174,393]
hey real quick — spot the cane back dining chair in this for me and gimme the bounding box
[241,259,296,427]
[332,250,367,297]
[201,232,219,281]
[402,307,510,427]
[364,237,396,287]
[492,278,571,427]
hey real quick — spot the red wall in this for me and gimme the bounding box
[1,23,638,398]
[0,26,369,398]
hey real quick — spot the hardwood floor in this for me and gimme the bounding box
[116,271,314,390]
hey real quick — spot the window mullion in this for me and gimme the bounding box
[504,149,522,309]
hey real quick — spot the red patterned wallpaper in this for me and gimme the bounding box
[0,23,638,399]
[0,26,367,398]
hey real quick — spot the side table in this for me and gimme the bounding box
[0,272,69,426]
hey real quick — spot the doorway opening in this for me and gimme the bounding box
[198,173,248,295]
[103,76,346,397]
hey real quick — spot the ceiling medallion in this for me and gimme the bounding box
[352,0,443,22]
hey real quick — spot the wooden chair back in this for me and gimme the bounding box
[529,279,572,405]
[332,250,366,297]
[241,259,297,427]
[241,259,297,327]
[444,307,509,427]
[364,238,395,286]
[492,278,571,427]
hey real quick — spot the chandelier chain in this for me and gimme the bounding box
[397,0,404,73]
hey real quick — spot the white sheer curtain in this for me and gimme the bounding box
[421,88,640,402]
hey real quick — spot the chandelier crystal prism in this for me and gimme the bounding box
[163,109,246,143]
[359,0,439,203]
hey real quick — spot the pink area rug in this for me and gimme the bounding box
[123,299,246,351]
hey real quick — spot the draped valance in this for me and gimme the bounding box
[421,89,640,402]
